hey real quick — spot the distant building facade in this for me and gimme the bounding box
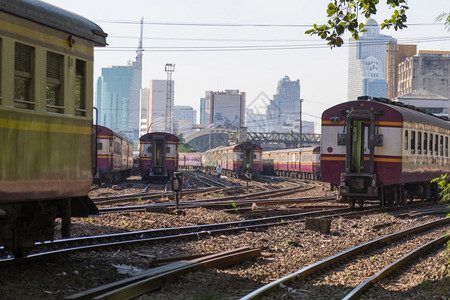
[199,97,206,126]
[386,44,417,99]
[139,88,148,137]
[96,56,142,142]
[147,79,174,132]
[397,51,450,100]
[347,18,396,101]
[246,108,267,132]
[205,90,245,129]
[266,76,300,132]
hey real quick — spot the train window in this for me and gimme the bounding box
[445,137,449,157]
[410,131,415,155]
[97,142,103,150]
[404,131,408,150]
[0,38,2,104]
[14,43,34,109]
[417,132,422,155]
[423,133,428,155]
[429,134,433,155]
[46,52,64,113]
[75,60,86,116]
[440,136,443,157]
[435,134,438,156]
[146,146,152,153]
[165,146,170,154]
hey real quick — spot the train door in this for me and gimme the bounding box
[350,120,365,173]
[243,148,253,170]
[153,138,165,167]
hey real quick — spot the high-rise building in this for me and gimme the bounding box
[147,79,174,132]
[204,90,245,129]
[173,106,196,137]
[139,88,148,137]
[386,44,417,99]
[96,20,143,142]
[199,97,206,126]
[347,18,396,101]
[266,76,300,132]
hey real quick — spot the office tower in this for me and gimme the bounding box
[204,90,245,129]
[266,76,300,132]
[147,80,174,132]
[347,18,396,101]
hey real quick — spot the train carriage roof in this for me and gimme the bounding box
[0,0,107,46]
[323,97,450,130]
[139,132,180,142]
[96,125,133,144]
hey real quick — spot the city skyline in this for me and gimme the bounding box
[44,0,450,130]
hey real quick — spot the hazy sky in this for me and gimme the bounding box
[44,0,449,128]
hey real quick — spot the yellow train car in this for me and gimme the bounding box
[0,0,107,256]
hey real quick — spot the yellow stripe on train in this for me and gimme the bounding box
[0,118,92,135]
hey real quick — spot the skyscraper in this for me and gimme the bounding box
[147,79,174,132]
[95,19,143,142]
[204,90,245,129]
[347,18,397,101]
[266,76,300,132]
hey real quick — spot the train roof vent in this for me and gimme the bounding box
[357,96,371,101]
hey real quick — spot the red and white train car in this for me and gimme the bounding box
[202,142,263,179]
[178,152,202,170]
[95,125,133,183]
[139,132,179,183]
[262,146,320,179]
[321,96,450,207]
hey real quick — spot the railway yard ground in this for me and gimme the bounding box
[2,174,450,300]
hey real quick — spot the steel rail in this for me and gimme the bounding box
[343,234,450,300]
[240,217,450,300]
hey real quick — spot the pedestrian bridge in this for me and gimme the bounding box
[185,128,320,152]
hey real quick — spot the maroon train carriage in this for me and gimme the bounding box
[178,152,202,170]
[139,132,179,183]
[202,142,263,180]
[300,146,321,180]
[94,125,134,183]
[321,96,450,207]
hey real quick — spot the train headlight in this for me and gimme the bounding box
[327,147,333,153]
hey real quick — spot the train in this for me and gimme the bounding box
[180,145,320,181]
[261,146,321,180]
[178,152,202,171]
[321,96,450,207]
[179,142,263,180]
[0,0,107,256]
[139,132,180,183]
[94,125,134,184]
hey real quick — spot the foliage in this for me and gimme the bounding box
[177,133,195,153]
[431,174,450,203]
[436,12,450,31]
[305,0,408,47]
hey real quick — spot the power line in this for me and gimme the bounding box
[95,36,450,52]
[95,19,447,27]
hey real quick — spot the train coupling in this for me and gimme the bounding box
[339,173,378,197]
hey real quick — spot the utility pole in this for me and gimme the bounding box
[165,63,175,133]
[299,98,303,147]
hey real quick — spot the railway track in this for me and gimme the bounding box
[240,217,450,299]
[0,205,382,262]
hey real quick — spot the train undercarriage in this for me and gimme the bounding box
[0,197,98,257]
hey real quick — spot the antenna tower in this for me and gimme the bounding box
[165,63,175,133]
